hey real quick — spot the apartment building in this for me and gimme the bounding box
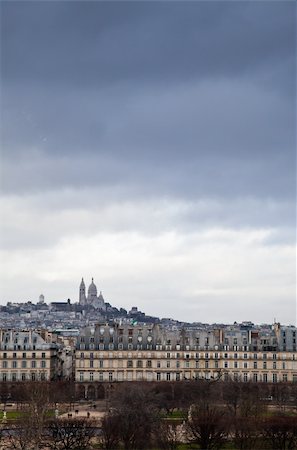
[75,323,297,384]
[0,329,62,382]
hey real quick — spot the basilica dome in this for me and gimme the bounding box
[88,278,97,298]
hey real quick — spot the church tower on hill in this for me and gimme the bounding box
[79,278,86,306]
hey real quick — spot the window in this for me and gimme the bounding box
[244,353,248,359]
[79,372,84,382]
[272,373,277,383]
[127,360,133,368]
[157,361,161,368]
[263,373,268,383]
[31,361,36,368]
[176,361,180,368]
[12,361,17,369]
[166,373,171,381]
[244,362,248,369]
[21,373,26,381]
[90,352,94,359]
[234,353,238,359]
[263,361,267,369]
[253,362,257,369]
[147,360,152,368]
[12,373,17,381]
[137,360,143,368]
[253,353,257,359]
[283,374,288,382]
[13,352,17,358]
[243,373,248,382]
[90,372,94,381]
[166,361,170,368]
[32,353,36,359]
[157,372,161,381]
[253,373,258,383]
[215,360,219,369]
[41,361,46,368]
[234,361,238,369]
[273,354,277,360]
[3,353,7,359]
[224,361,228,368]
[31,373,36,381]
[42,353,46,359]
[205,361,209,369]
[90,360,94,368]
[99,360,104,368]
[108,372,113,382]
[22,360,27,368]
[273,362,277,370]
[99,372,103,382]
[22,352,26,359]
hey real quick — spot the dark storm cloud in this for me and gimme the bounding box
[1,2,294,88]
[1,1,296,212]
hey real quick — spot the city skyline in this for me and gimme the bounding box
[0,1,296,324]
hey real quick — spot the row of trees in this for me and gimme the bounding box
[1,380,297,449]
[1,378,297,411]
[100,382,297,450]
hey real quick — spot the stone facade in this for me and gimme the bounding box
[0,329,61,382]
[75,323,297,384]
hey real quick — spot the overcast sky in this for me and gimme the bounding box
[0,1,296,324]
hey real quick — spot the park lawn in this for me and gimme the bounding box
[1,409,56,420]
[165,410,187,419]
[1,411,25,420]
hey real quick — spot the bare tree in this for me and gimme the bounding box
[6,415,38,450]
[155,421,181,450]
[232,416,260,450]
[271,383,291,412]
[262,415,297,450]
[46,417,96,450]
[186,403,229,450]
[222,380,242,417]
[100,412,121,450]
[109,383,160,449]
[239,383,265,418]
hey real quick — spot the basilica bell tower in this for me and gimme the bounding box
[79,278,86,305]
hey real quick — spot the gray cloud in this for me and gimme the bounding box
[2,2,294,88]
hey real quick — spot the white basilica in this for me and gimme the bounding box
[79,278,106,310]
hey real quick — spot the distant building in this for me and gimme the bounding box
[0,329,62,382]
[79,278,106,310]
[75,323,297,386]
